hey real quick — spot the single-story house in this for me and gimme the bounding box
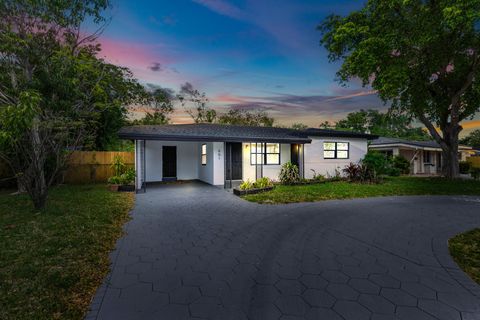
[369,137,474,175]
[118,124,377,192]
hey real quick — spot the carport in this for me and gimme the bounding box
[118,123,311,192]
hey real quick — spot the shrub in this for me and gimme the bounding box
[108,167,135,185]
[392,156,410,174]
[470,167,480,180]
[111,155,126,176]
[253,177,273,189]
[386,167,401,177]
[343,163,377,183]
[107,175,123,185]
[121,168,136,184]
[343,162,362,181]
[239,180,254,190]
[362,151,390,176]
[310,169,325,182]
[279,162,300,185]
[460,161,471,174]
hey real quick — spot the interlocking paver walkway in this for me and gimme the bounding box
[86,182,480,320]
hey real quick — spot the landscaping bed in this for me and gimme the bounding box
[233,186,274,196]
[242,176,480,204]
[0,185,134,320]
[449,229,480,285]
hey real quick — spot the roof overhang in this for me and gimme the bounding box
[371,143,473,152]
[118,132,311,144]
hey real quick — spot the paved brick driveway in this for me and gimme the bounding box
[87,182,480,320]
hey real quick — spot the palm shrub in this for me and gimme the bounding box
[279,162,300,185]
[239,180,254,190]
[254,177,273,189]
[111,155,126,176]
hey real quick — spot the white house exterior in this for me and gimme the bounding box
[119,124,376,192]
[369,137,474,175]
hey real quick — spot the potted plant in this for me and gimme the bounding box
[108,155,136,191]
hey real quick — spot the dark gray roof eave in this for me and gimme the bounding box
[118,133,311,144]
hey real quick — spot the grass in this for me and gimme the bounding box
[0,185,134,320]
[243,176,480,204]
[449,229,480,285]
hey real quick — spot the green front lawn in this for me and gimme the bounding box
[0,185,134,320]
[449,229,480,285]
[243,177,480,204]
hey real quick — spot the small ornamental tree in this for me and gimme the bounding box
[319,0,480,178]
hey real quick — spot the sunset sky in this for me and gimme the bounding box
[95,0,480,135]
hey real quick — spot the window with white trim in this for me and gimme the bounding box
[201,144,207,165]
[250,143,280,165]
[323,142,349,159]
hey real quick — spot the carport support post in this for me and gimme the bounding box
[261,142,265,178]
[302,144,305,179]
[143,140,146,193]
[255,142,258,180]
[229,142,233,189]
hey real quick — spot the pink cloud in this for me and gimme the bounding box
[97,37,177,70]
[213,94,250,104]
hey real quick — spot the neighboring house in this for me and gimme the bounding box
[118,124,376,192]
[369,137,474,175]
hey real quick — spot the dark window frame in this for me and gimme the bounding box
[323,142,350,159]
[250,143,281,165]
[201,144,207,165]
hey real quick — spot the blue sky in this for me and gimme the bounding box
[96,0,480,132]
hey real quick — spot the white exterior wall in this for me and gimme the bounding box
[213,142,225,185]
[144,141,199,182]
[304,137,368,178]
[198,142,224,185]
[242,143,291,182]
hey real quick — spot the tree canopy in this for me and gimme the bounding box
[130,87,175,126]
[178,82,217,123]
[461,129,480,149]
[0,0,144,208]
[319,0,480,177]
[218,109,274,127]
[335,109,430,140]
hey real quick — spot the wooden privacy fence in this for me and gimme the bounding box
[467,156,480,169]
[63,151,134,184]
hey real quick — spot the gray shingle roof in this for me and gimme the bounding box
[370,136,472,150]
[118,124,377,143]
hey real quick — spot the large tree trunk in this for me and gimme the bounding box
[30,172,48,210]
[418,115,461,179]
[440,127,460,179]
[441,146,460,178]
[28,118,48,210]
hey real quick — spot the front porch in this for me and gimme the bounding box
[375,146,442,175]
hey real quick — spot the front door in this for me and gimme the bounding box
[225,142,242,180]
[162,146,177,180]
[291,144,300,167]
